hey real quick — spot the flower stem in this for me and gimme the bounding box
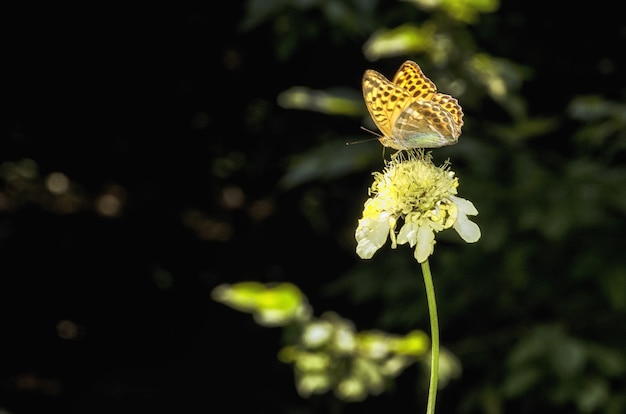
[421,259,439,414]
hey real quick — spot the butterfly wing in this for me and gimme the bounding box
[391,100,460,149]
[363,60,463,150]
[431,92,464,134]
[395,61,463,146]
[392,61,437,100]
[362,69,412,140]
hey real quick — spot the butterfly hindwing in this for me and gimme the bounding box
[391,101,459,149]
[430,92,464,132]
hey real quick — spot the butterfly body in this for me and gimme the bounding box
[362,61,463,150]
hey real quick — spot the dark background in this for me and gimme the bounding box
[3,2,626,413]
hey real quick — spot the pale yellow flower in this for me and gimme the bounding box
[356,150,480,263]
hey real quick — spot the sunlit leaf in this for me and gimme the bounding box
[363,23,435,61]
[277,86,363,116]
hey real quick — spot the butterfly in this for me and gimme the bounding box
[362,60,463,150]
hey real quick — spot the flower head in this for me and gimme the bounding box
[355,150,480,263]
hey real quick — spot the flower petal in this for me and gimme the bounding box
[397,221,419,247]
[450,195,478,216]
[355,216,391,259]
[414,224,435,263]
[453,213,481,243]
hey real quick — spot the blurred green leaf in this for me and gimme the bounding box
[277,86,363,116]
[363,23,435,61]
[407,0,499,23]
[212,282,312,326]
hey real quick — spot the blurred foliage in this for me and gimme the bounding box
[224,0,626,412]
[277,87,363,116]
[0,158,124,217]
[212,281,313,326]
[3,0,626,413]
[213,281,438,402]
[501,324,626,413]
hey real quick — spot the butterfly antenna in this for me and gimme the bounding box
[345,127,382,146]
[360,126,382,137]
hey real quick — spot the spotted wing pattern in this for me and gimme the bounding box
[362,60,464,150]
[392,60,437,101]
[362,68,412,139]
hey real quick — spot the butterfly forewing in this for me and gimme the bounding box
[362,69,412,139]
[392,61,437,100]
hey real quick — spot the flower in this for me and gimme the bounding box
[355,150,480,263]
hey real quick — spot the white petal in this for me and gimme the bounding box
[356,238,379,259]
[450,195,478,216]
[355,217,391,259]
[414,224,435,263]
[397,222,419,247]
[453,214,481,243]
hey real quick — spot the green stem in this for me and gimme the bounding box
[421,259,439,414]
